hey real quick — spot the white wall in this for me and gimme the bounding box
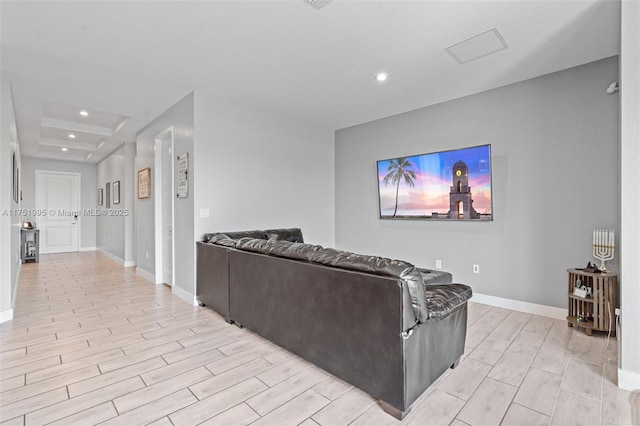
[0,70,22,322]
[193,94,336,249]
[136,92,194,301]
[335,57,619,310]
[619,0,640,391]
[136,91,335,304]
[123,143,136,265]
[96,144,128,263]
[21,158,97,250]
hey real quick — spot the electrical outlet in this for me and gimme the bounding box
[473,264,480,274]
[435,259,442,269]
[615,308,621,316]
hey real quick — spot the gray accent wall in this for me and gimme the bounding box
[335,57,619,309]
[21,158,97,250]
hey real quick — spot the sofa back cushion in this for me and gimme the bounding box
[212,232,429,324]
[235,238,321,261]
[266,241,322,261]
[234,237,273,252]
[204,228,304,244]
[203,230,267,243]
[207,234,238,247]
[264,228,304,243]
[309,248,429,323]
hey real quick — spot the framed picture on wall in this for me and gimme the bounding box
[106,182,111,208]
[98,188,104,206]
[138,167,150,199]
[12,152,17,202]
[113,181,120,204]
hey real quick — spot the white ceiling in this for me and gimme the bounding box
[1,0,620,164]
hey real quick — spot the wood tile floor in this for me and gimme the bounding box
[1,252,637,425]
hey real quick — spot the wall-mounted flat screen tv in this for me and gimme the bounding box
[377,144,492,221]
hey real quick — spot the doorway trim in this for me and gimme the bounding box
[153,126,175,286]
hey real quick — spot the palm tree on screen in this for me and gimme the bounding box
[383,157,416,217]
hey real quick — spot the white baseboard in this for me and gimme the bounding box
[95,250,136,268]
[0,309,14,323]
[471,293,566,320]
[79,246,97,252]
[136,267,155,283]
[618,368,640,391]
[96,248,125,266]
[171,285,197,306]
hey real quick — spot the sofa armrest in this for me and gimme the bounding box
[425,284,472,320]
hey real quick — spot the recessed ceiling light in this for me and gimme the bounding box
[68,133,76,139]
[61,147,68,152]
[80,110,89,117]
[375,72,388,82]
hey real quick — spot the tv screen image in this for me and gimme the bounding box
[377,144,492,221]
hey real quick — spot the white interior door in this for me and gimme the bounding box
[36,171,80,254]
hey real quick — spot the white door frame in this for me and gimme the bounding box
[154,126,175,286]
[35,170,81,253]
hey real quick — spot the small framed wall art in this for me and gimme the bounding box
[138,167,151,199]
[113,181,120,204]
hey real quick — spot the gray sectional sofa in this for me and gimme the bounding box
[196,228,472,419]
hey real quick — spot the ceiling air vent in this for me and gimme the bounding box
[445,27,509,65]
[303,0,333,10]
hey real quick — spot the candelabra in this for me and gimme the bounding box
[593,229,614,271]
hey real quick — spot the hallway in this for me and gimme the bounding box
[0,252,635,425]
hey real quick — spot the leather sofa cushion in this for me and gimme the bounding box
[235,237,273,252]
[266,241,323,261]
[264,228,304,243]
[235,238,322,262]
[207,234,238,247]
[204,230,266,243]
[418,268,453,285]
[224,230,268,240]
[309,247,349,266]
[426,284,473,320]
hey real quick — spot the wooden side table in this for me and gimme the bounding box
[567,268,617,336]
